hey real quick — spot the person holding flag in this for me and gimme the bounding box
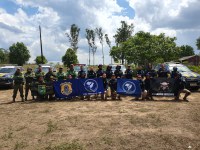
[66,64,77,79]
[56,67,66,81]
[109,74,120,100]
[87,67,96,79]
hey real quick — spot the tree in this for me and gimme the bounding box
[95,27,104,65]
[113,21,134,64]
[110,31,181,65]
[0,48,9,64]
[90,30,96,65]
[179,45,194,57]
[62,48,78,67]
[85,29,93,66]
[196,37,200,50]
[9,42,30,66]
[66,24,80,53]
[105,34,112,64]
[35,56,48,65]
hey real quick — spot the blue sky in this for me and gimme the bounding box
[0,0,199,64]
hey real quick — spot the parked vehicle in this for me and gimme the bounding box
[155,62,200,90]
[73,64,88,75]
[110,64,126,73]
[34,64,57,74]
[0,66,24,88]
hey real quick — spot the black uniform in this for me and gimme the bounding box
[173,76,185,97]
[109,78,117,92]
[105,67,113,79]
[125,69,133,79]
[145,69,157,78]
[78,70,86,79]
[114,66,123,78]
[137,70,145,78]
[96,69,104,78]
[87,70,96,78]
[171,71,181,79]
[138,79,145,92]
[102,78,108,90]
[157,68,169,78]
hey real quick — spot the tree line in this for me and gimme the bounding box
[1,21,200,66]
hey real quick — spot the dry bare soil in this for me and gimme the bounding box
[0,88,200,150]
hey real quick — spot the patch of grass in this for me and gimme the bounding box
[46,120,57,134]
[137,108,150,112]
[129,114,166,127]
[14,141,27,150]
[41,109,50,113]
[118,109,127,113]
[45,141,84,150]
[1,127,13,141]
[102,137,113,145]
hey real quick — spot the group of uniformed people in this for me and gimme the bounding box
[12,63,191,102]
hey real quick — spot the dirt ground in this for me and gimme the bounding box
[0,88,200,150]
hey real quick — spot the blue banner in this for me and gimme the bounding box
[54,79,79,98]
[78,78,104,96]
[53,78,104,98]
[117,79,141,97]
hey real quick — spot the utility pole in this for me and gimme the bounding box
[39,25,44,64]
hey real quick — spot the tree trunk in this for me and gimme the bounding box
[102,44,104,65]
[93,52,95,66]
[89,46,90,66]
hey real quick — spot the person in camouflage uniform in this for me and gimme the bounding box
[35,75,46,100]
[12,68,24,102]
[45,67,56,82]
[66,64,77,79]
[56,67,65,81]
[24,67,35,100]
[35,65,45,80]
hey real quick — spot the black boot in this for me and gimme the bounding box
[13,98,15,103]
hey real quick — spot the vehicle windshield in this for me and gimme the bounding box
[111,65,126,71]
[0,68,16,73]
[42,67,50,73]
[74,66,87,72]
[169,65,191,72]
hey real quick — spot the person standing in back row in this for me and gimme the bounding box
[24,68,35,101]
[66,64,77,79]
[56,67,65,81]
[12,68,24,102]
[124,65,133,79]
[157,64,170,78]
[78,65,86,79]
[114,65,123,78]
[96,64,104,78]
[87,67,96,78]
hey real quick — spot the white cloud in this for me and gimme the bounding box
[0,0,200,66]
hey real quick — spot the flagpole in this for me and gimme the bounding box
[39,25,44,64]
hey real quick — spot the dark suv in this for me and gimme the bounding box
[0,66,24,88]
[155,63,200,90]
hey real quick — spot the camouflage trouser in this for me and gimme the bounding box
[13,84,24,98]
[25,83,32,98]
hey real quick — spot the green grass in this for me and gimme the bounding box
[14,141,27,150]
[45,141,84,150]
[46,120,58,134]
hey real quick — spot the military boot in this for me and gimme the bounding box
[13,98,15,103]
[21,97,25,102]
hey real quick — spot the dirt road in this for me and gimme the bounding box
[0,88,200,150]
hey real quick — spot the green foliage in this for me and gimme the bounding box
[0,48,9,63]
[35,56,48,64]
[9,42,30,66]
[66,24,80,53]
[179,45,194,57]
[196,37,200,50]
[62,48,78,67]
[111,31,181,65]
[113,21,134,64]
[45,141,84,150]
[187,65,200,74]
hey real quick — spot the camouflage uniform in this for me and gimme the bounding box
[35,71,45,80]
[24,70,35,100]
[66,69,77,79]
[13,70,24,102]
[57,71,66,81]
